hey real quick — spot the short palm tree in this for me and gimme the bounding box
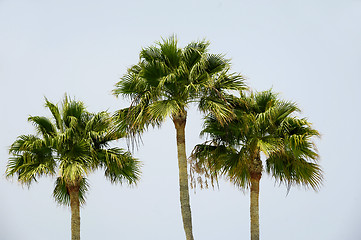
[113,36,245,240]
[190,90,322,240]
[6,95,141,240]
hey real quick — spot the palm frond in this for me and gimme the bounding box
[182,40,209,70]
[97,148,141,185]
[158,35,181,70]
[198,97,235,125]
[224,151,251,189]
[148,99,182,122]
[7,134,56,185]
[140,46,162,62]
[58,159,90,185]
[53,177,70,206]
[190,142,251,190]
[140,60,169,87]
[28,116,57,137]
[266,151,323,191]
[212,71,247,92]
[53,177,90,206]
[113,65,147,98]
[45,97,63,131]
[203,53,229,75]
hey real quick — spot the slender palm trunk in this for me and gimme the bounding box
[68,185,81,240]
[173,113,194,240]
[250,173,261,240]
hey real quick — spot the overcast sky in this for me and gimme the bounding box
[1,0,361,239]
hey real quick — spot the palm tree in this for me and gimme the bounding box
[6,95,141,240]
[113,36,245,240]
[190,90,322,240]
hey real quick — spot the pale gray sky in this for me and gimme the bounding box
[1,0,361,239]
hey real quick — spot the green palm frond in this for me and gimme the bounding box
[253,90,277,112]
[141,61,169,86]
[274,100,299,119]
[280,117,320,137]
[85,111,108,132]
[112,108,135,134]
[62,98,86,130]
[6,155,56,185]
[188,56,209,83]
[198,97,235,125]
[114,65,147,98]
[28,116,57,137]
[140,46,162,62]
[159,35,181,70]
[212,71,247,92]
[58,158,90,185]
[224,151,251,189]
[7,135,56,185]
[97,148,141,185]
[113,106,149,136]
[85,111,123,147]
[148,99,182,122]
[45,97,63,132]
[182,40,209,70]
[257,136,283,156]
[53,177,90,206]
[53,177,70,206]
[266,151,322,191]
[203,53,229,75]
[9,134,40,154]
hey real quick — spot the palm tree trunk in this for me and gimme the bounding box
[173,113,194,240]
[250,173,261,240]
[68,186,81,240]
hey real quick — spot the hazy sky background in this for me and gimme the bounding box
[1,0,361,239]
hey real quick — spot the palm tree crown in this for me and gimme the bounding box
[113,36,246,134]
[6,95,141,240]
[192,90,322,189]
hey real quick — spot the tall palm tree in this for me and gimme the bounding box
[190,90,322,240]
[6,95,141,240]
[113,36,245,240]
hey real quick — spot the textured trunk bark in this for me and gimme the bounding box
[250,173,261,240]
[173,112,194,240]
[68,186,81,240]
